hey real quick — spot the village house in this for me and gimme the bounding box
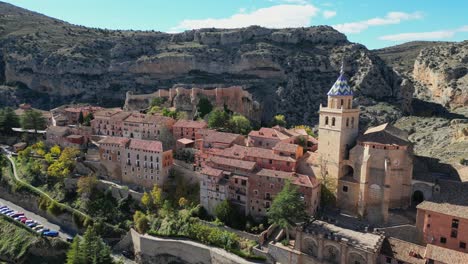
[63,105,103,125]
[91,109,131,136]
[98,136,173,189]
[172,119,207,140]
[121,112,175,140]
[194,129,246,166]
[45,126,91,149]
[416,201,468,253]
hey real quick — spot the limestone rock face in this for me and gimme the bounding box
[413,41,467,107]
[0,2,409,125]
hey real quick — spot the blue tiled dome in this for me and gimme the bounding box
[327,66,353,96]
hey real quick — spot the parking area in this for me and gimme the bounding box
[0,198,73,240]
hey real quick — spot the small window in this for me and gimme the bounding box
[440,237,447,244]
[452,219,459,229]
[332,117,336,126]
[460,242,466,249]
[342,186,348,192]
[427,224,431,228]
[385,257,392,263]
[451,230,458,238]
[346,118,349,127]
[340,99,344,107]
[325,116,329,125]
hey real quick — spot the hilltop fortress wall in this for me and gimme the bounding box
[124,86,262,122]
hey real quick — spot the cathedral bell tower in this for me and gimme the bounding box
[317,62,360,183]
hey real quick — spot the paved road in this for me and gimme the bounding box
[0,198,73,239]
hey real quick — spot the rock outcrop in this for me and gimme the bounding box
[412,41,467,107]
[0,2,410,125]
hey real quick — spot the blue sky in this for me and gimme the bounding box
[3,0,468,49]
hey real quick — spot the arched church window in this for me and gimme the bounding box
[351,117,355,128]
[346,118,349,127]
[340,99,344,107]
[332,117,336,126]
[348,99,351,108]
[325,116,329,125]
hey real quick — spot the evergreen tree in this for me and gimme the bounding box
[83,113,94,126]
[78,111,84,124]
[271,114,287,127]
[21,109,46,133]
[267,180,307,241]
[196,97,213,118]
[0,107,20,135]
[66,236,84,264]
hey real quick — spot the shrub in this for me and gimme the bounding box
[38,195,49,211]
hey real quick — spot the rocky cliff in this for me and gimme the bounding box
[0,1,411,126]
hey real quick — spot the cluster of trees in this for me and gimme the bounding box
[20,109,47,133]
[0,108,20,135]
[47,147,80,179]
[207,108,252,135]
[66,225,114,264]
[78,112,94,126]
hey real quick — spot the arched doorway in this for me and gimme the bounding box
[342,165,354,178]
[412,190,424,207]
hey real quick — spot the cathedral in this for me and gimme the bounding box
[317,64,413,223]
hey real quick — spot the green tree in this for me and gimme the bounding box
[150,97,166,107]
[133,211,149,234]
[83,113,94,126]
[77,175,98,199]
[228,114,252,135]
[66,236,84,264]
[207,108,229,129]
[141,192,152,211]
[73,225,114,264]
[272,114,286,127]
[267,180,307,241]
[294,125,316,137]
[78,111,84,124]
[214,200,232,224]
[196,97,213,118]
[21,109,46,133]
[50,145,61,156]
[0,107,20,135]
[150,184,163,209]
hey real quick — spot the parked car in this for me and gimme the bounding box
[27,222,38,228]
[43,231,58,237]
[37,228,49,234]
[2,210,13,215]
[66,237,74,242]
[6,212,16,217]
[33,225,44,231]
[0,209,11,213]
[15,216,26,221]
[20,218,29,224]
[25,220,35,224]
[11,212,24,218]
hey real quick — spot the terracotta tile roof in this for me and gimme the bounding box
[417,200,468,219]
[124,113,146,123]
[128,139,163,152]
[359,123,410,146]
[425,244,468,264]
[64,106,103,113]
[218,144,296,162]
[380,238,426,264]
[66,135,84,139]
[256,169,318,188]
[93,108,123,117]
[248,127,290,140]
[200,166,224,178]
[144,114,175,125]
[209,156,256,171]
[174,119,207,129]
[273,142,300,153]
[415,180,468,220]
[98,136,130,147]
[202,129,243,145]
[110,111,132,121]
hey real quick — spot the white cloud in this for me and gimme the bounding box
[323,10,336,19]
[171,4,319,31]
[271,0,309,4]
[379,25,468,41]
[333,11,423,34]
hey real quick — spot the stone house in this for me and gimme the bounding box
[63,105,103,125]
[121,112,175,140]
[98,136,173,189]
[91,109,131,136]
[172,119,207,140]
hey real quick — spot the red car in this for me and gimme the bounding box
[20,218,29,223]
